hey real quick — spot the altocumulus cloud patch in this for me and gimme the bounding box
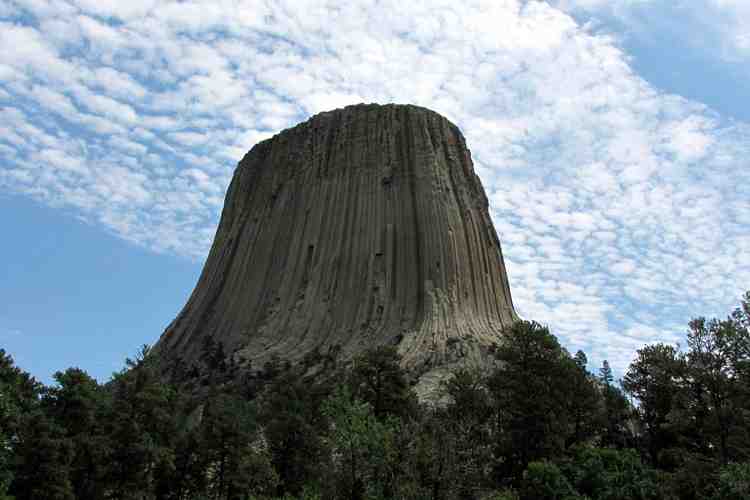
[1,0,749,373]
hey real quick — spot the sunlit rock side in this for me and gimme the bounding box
[155,103,517,399]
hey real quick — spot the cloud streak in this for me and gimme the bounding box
[1,0,749,373]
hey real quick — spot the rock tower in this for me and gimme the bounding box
[155,103,516,394]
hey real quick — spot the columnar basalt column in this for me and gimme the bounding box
[155,103,517,394]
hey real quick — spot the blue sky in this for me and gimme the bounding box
[1,0,749,384]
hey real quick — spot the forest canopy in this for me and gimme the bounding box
[1,292,749,500]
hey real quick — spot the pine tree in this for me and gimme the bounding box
[409,408,461,500]
[10,410,75,500]
[623,343,682,466]
[347,345,417,421]
[599,360,613,386]
[322,386,399,500]
[487,321,571,482]
[198,393,277,499]
[106,345,184,499]
[684,316,750,464]
[259,369,326,496]
[440,368,495,497]
[563,352,600,448]
[43,368,111,499]
[0,350,42,499]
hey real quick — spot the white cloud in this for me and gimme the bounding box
[75,0,156,20]
[72,86,138,124]
[0,22,74,81]
[84,66,148,100]
[1,0,749,375]
[557,0,750,64]
[31,86,79,116]
[34,148,88,175]
[707,0,750,59]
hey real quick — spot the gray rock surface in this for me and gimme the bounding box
[154,103,517,396]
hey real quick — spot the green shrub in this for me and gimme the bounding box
[716,462,750,499]
[521,461,579,500]
[564,447,659,500]
[483,488,520,500]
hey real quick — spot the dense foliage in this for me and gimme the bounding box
[1,292,749,499]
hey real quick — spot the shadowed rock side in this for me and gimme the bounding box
[155,103,517,397]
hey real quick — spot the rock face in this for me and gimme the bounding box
[155,103,516,393]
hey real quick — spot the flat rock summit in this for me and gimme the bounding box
[155,103,517,395]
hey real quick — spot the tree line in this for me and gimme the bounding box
[1,292,749,499]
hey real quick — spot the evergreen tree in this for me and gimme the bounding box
[322,386,399,500]
[0,392,13,499]
[597,357,633,449]
[157,423,206,500]
[488,321,571,483]
[562,447,660,500]
[600,383,632,449]
[198,393,277,499]
[562,352,600,449]
[0,350,43,500]
[10,410,75,500]
[347,345,417,421]
[716,462,750,499]
[599,360,614,386]
[520,461,577,500]
[622,343,682,466]
[410,408,461,500]
[441,368,495,497]
[106,345,184,499]
[683,316,750,464]
[260,369,326,496]
[42,368,112,499]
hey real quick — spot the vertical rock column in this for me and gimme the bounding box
[155,103,517,388]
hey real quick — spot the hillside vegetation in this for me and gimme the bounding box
[2,292,749,499]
